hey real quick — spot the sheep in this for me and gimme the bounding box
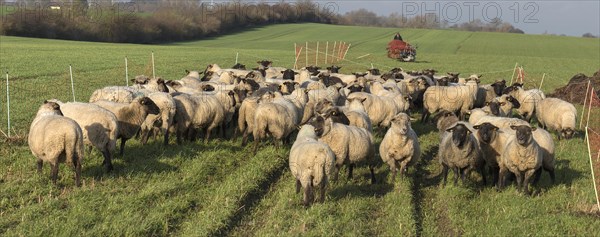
[93,97,160,156]
[307,84,342,105]
[346,92,399,128]
[48,100,118,172]
[472,122,515,187]
[379,113,421,183]
[132,76,170,93]
[502,83,546,122]
[345,97,373,132]
[500,125,543,195]
[530,128,556,184]
[468,108,529,130]
[236,92,275,146]
[312,101,350,126]
[28,101,84,186]
[329,73,357,85]
[431,110,459,136]
[252,89,307,154]
[474,84,497,108]
[438,122,484,186]
[495,94,520,117]
[139,92,176,146]
[535,97,577,140]
[310,116,376,183]
[289,124,336,206]
[172,93,226,144]
[422,80,478,122]
[89,86,136,103]
[195,90,237,138]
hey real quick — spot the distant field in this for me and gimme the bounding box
[0,23,599,236]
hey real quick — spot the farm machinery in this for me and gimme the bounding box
[387,39,416,62]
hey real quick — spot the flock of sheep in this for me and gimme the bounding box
[28,60,577,206]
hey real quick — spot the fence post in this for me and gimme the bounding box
[5,71,10,137]
[69,65,76,102]
[235,52,239,64]
[315,42,319,66]
[580,80,591,129]
[305,42,308,67]
[343,43,351,60]
[539,73,545,90]
[125,56,129,87]
[510,62,518,85]
[586,89,594,128]
[585,128,600,212]
[332,41,337,63]
[325,41,329,64]
[152,51,155,79]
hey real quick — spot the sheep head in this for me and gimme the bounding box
[232,63,246,70]
[326,65,341,73]
[257,60,272,67]
[446,123,472,148]
[367,68,381,75]
[138,97,160,115]
[491,80,507,96]
[473,122,499,144]
[39,100,63,116]
[510,125,536,146]
[281,69,298,80]
[309,115,332,137]
[391,113,411,135]
[562,128,575,139]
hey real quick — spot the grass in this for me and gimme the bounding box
[0,23,599,236]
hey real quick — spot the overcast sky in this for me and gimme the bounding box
[316,1,600,36]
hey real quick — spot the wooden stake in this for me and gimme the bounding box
[539,73,545,90]
[325,41,329,64]
[586,128,600,213]
[315,42,319,66]
[586,89,594,128]
[305,42,308,67]
[343,43,351,60]
[294,47,303,70]
[125,56,129,87]
[332,41,337,63]
[151,51,155,79]
[580,80,591,129]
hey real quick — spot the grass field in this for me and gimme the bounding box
[0,23,599,236]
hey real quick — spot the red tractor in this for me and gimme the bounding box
[387,39,416,62]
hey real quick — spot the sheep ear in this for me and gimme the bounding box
[500,102,506,106]
[473,125,480,130]
[510,125,518,130]
[43,100,49,104]
[185,70,190,74]
[485,102,490,106]
[478,74,483,78]
[360,98,367,103]
[446,127,455,132]
[493,126,499,131]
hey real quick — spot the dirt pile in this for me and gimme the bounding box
[549,70,600,106]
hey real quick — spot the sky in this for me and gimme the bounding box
[318,0,600,36]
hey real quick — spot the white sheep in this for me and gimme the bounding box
[29,101,84,186]
[503,83,545,122]
[345,97,373,132]
[139,92,176,146]
[535,97,577,140]
[50,100,119,172]
[94,97,160,155]
[172,93,226,144]
[379,113,421,183]
[289,124,336,206]
[346,92,399,128]
[500,125,543,195]
[422,80,478,122]
[310,116,376,183]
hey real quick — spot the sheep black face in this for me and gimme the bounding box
[202,84,215,91]
[510,125,535,146]
[502,85,518,95]
[132,75,150,85]
[322,107,350,126]
[140,97,160,115]
[232,63,246,70]
[326,65,341,73]
[201,71,213,81]
[305,66,321,74]
[506,96,521,108]
[446,123,471,148]
[279,81,295,95]
[485,101,501,116]
[562,128,575,139]
[491,80,506,96]
[257,60,272,68]
[155,78,169,93]
[473,122,499,144]
[281,69,298,80]
[310,116,327,137]
[436,77,449,86]
[347,84,364,94]
[446,72,460,83]
[368,68,381,75]
[389,67,403,73]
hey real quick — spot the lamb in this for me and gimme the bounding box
[438,122,484,186]
[172,93,226,144]
[310,116,376,183]
[500,125,543,195]
[93,97,160,155]
[289,124,336,206]
[28,101,84,186]
[346,92,399,128]
[422,80,478,122]
[502,83,546,122]
[49,100,118,172]
[379,113,421,183]
[535,97,577,140]
[139,92,176,146]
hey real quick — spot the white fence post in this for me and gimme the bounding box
[325,41,329,64]
[5,71,10,137]
[305,42,308,67]
[580,80,591,129]
[125,56,129,87]
[586,89,594,128]
[539,73,545,90]
[235,52,239,65]
[69,65,76,102]
[585,128,600,212]
[151,51,155,79]
[315,42,319,66]
[510,62,518,85]
[343,43,351,60]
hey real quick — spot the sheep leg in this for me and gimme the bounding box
[478,162,487,185]
[532,168,543,185]
[37,159,43,173]
[295,179,301,194]
[303,183,313,206]
[252,139,260,156]
[119,138,127,157]
[441,164,449,186]
[369,166,376,184]
[388,161,398,184]
[319,180,327,203]
[101,149,113,172]
[333,164,341,181]
[498,167,507,190]
[491,166,499,187]
[460,167,468,184]
[421,109,430,123]
[347,164,355,180]
[141,129,151,145]
[514,172,524,193]
[163,129,170,146]
[453,167,459,185]
[547,168,556,184]
[205,128,212,144]
[74,158,82,187]
[241,130,250,146]
[50,163,59,185]
[523,169,536,195]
